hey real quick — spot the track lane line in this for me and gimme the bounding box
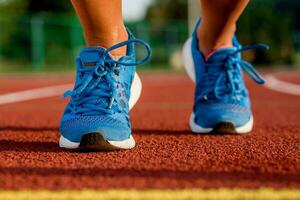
[264,74,300,96]
[0,71,299,106]
[0,188,299,200]
[0,84,73,105]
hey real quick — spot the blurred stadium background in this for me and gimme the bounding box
[0,0,300,72]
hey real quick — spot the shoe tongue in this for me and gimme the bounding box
[79,47,113,68]
[206,48,236,63]
[77,47,118,111]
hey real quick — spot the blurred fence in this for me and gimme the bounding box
[0,15,188,72]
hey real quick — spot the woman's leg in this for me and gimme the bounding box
[198,0,249,56]
[70,0,127,57]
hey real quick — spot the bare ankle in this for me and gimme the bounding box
[198,32,234,57]
[197,29,214,56]
[85,25,128,58]
[197,22,235,57]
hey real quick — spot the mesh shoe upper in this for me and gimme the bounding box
[191,20,267,128]
[60,30,151,143]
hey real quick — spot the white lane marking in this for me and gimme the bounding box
[0,84,73,105]
[264,74,300,96]
[1,72,298,106]
[0,73,141,107]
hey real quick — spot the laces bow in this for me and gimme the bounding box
[64,39,151,115]
[199,44,268,101]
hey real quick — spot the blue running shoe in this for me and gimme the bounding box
[182,20,268,134]
[59,29,151,150]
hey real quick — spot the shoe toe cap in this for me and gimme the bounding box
[194,103,252,128]
[60,115,131,143]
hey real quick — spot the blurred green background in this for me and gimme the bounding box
[0,0,300,72]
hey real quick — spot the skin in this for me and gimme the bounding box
[198,0,250,56]
[70,0,127,58]
[71,0,250,58]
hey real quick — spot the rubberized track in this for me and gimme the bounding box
[0,71,299,191]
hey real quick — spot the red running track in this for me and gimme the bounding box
[0,71,299,190]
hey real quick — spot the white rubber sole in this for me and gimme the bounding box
[182,38,196,82]
[189,113,253,134]
[59,134,136,150]
[59,72,141,150]
[182,38,253,134]
[129,72,142,110]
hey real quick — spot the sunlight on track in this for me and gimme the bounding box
[0,84,73,105]
[0,188,299,200]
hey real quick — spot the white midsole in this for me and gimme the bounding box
[182,38,196,83]
[59,134,135,150]
[182,38,253,133]
[189,112,253,134]
[59,72,141,149]
[129,72,142,110]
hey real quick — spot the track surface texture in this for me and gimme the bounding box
[0,71,299,190]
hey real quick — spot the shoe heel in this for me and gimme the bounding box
[79,133,122,151]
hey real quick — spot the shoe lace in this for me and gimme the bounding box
[64,39,151,116]
[197,44,269,102]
